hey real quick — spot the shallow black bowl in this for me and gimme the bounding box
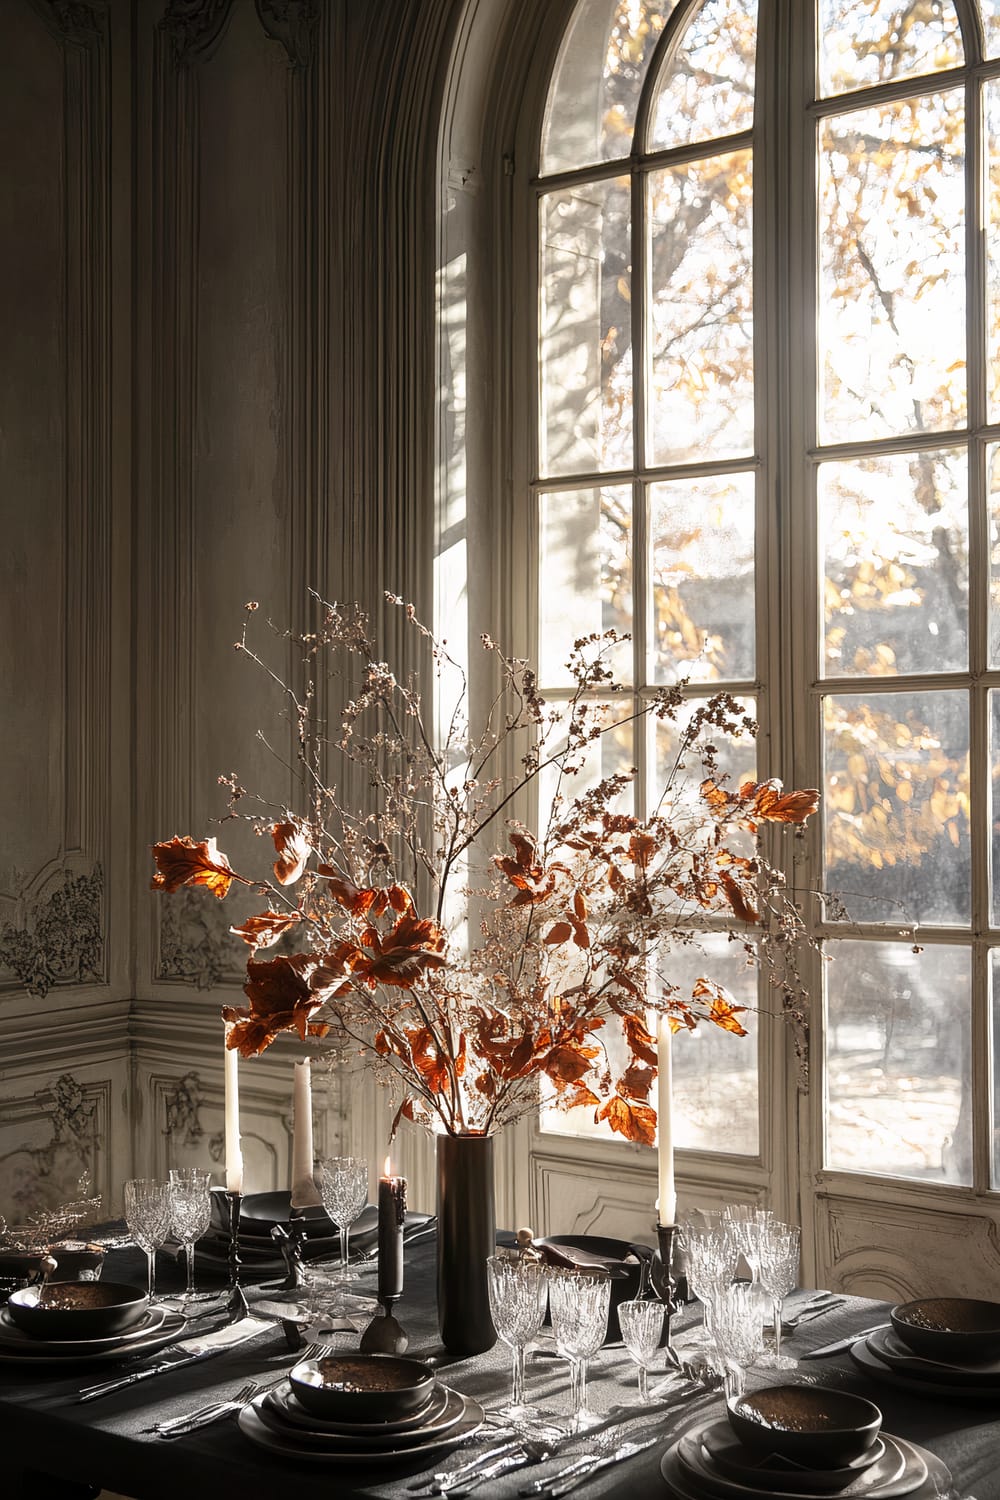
[727,1384,882,1468]
[890,1297,1000,1363]
[289,1353,436,1423]
[6,1281,147,1341]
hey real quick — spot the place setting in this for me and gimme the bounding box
[846,1294,1000,1402]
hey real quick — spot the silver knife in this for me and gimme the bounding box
[799,1323,889,1359]
[77,1316,272,1401]
[532,1436,660,1499]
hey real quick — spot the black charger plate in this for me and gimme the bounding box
[664,1432,945,1500]
[852,1334,1000,1402]
[699,1419,886,1495]
[868,1326,1000,1384]
[0,1308,185,1366]
[238,1389,483,1464]
[261,1384,465,1448]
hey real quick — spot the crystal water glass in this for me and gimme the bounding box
[712,1281,763,1400]
[486,1255,549,1419]
[757,1223,801,1368]
[123,1178,173,1300]
[548,1268,611,1431]
[682,1225,740,1351]
[167,1167,213,1304]
[319,1156,369,1284]
[618,1299,664,1403]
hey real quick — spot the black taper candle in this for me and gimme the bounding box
[377,1171,406,1303]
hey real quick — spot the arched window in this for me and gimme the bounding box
[523,0,1000,1233]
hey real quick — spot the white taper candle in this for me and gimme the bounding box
[290,1058,321,1208]
[224,1023,244,1193]
[656,1014,676,1227]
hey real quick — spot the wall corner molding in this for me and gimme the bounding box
[254,0,318,69]
[158,0,234,68]
[28,0,108,48]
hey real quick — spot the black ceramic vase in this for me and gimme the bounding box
[436,1133,497,1355]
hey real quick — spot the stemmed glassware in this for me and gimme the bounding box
[167,1167,213,1304]
[548,1268,611,1432]
[123,1179,173,1300]
[713,1281,764,1400]
[486,1254,549,1420]
[681,1224,740,1351]
[618,1299,664,1403]
[319,1156,369,1288]
[757,1223,801,1368]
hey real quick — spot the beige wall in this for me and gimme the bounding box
[0,0,458,1217]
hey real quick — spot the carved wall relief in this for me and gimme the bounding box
[0,1072,109,1218]
[158,0,234,67]
[162,1070,205,1147]
[157,888,231,989]
[254,0,317,68]
[0,865,104,997]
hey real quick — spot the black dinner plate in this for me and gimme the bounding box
[266,1378,450,1436]
[0,1309,185,1366]
[0,1303,168,1356]
[852,1334,1000,1402]
[675,1429,916,1500]
[664,1432,946,1500]
[259,1383,465,1449]
[699,1418,886,1494]
[868,1326,1000,1384]
[238,1388,483,1463]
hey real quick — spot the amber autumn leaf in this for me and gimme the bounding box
[272,822,311,885]
[223,954,330,1057]
[350,914,448,988]
[749,781,820,824]
[693,977,749,1036]
[719,869,759,924]
[229,910,301,949]
[317,869,412,917]
[597,1095,657,1146]
[495,831,558,905]
[150,836,235,900]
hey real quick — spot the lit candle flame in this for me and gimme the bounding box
[383,1155,392,1178]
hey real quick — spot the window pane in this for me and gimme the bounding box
[538,486,633,687]
[820,449,968,678]
[986,83,1000,423]
[823,690,970,925]
[826,940,971,1185]
[537,701,636,833]
[541,0,681,174]
[652,693,757,815]
[648,0,756,151]
[541,936,759,1153]
[818,93,966,444]
[649,472,755,683]
[985,2,1000,59]
[648,150,754,464]
[817,1,963,99]
[987,447,1000,665]
[993,951,1000,1188]
[540,179,632,478]
[990,692,1000,922]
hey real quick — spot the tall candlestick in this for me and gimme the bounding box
[377,1155,406,1304]
[290,1059,321,1208]
[224,1023,244,1193]
[656,1014,676,1227]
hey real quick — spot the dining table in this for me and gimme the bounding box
[0,1232,995,1500]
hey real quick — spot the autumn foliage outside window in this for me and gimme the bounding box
[151,597,818,1140]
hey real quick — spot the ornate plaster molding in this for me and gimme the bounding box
[162,1071,205,1146]
[254,0,318,69]
[159,0,234,68]
[157,888,231,989]
[27,0,108,47]
[0,866,104,998]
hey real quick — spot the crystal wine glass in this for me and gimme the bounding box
[618,1299,664,1403]
[681,1225,740,1352]
[319,1156,369,1285]
[123,1178,173,1300]
[757,1223,801,1368]
[712,1281,763,1400]
[167,1167,213,1304]
[487,1254,549,1420]
[548,1268,611,1431]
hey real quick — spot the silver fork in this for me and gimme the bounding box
[152,1340,324,1437]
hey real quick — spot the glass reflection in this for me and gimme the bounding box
[648,0,756,151]
[538,486,633,687]
[817,0,962,98]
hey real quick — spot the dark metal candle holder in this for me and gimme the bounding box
[359,1294,409,1355]
[221,1189,250,1321]
[650,1221,679,1348]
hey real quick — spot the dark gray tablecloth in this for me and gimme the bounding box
[0,1241,996,1500]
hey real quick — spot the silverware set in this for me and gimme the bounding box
[151,1341,325,1437]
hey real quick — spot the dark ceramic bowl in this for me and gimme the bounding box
[890,1297,1000,1362]
[535,1235,649,1342]
[6,1280,147,1341]
[289,1353,437,1423]
[727,1384,882,1468]
[210,1189,336,1240]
